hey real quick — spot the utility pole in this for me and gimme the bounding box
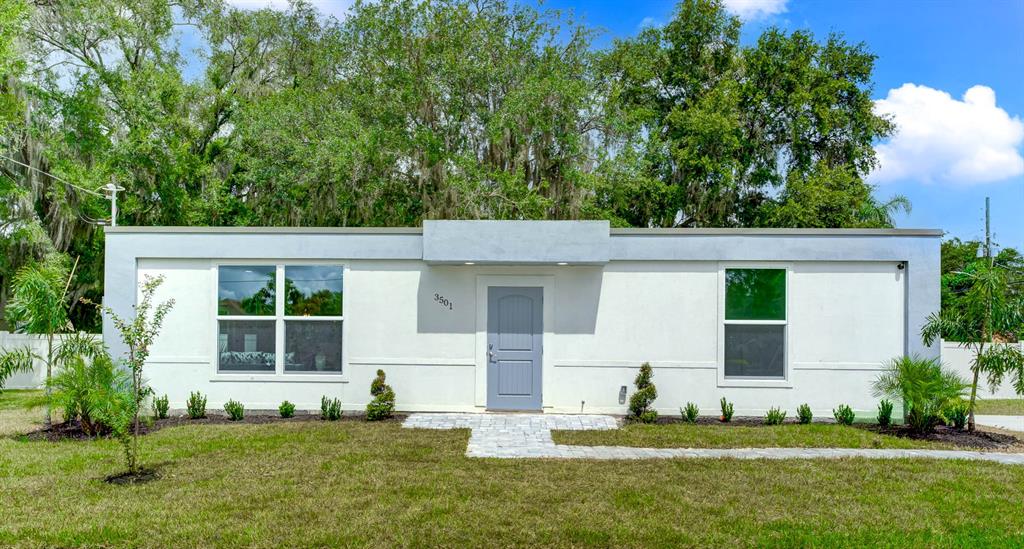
[985,196,992,267]
[101,182,125,227]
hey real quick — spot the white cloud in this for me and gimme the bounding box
[224,0,354,19]
[721,0,788,20]
[872,84,1024,185]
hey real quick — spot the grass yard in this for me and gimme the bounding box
[2,393,1024,546]
[0,389,49,437]
[552,422,958,450]
[975,398,1024,415]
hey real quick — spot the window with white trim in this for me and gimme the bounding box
[217,265,344,374]
[723,268,786,379]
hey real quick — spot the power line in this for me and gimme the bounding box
[0,153,105,197]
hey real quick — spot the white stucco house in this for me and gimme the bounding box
[102,221,941,416]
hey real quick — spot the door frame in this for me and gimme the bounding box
[475,275,554,410]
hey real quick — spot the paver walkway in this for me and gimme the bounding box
[403,413,1024,464]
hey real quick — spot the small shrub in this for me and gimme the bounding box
[628,363,658,423]
[366,369,396,421]
[681,402,699,423]
[321,395,342,421]
[765,407,786,425]
[186,391,207,419]
[279,400,296,419]
[719,397,734,422]
[796,403,813,424]
[833,404,855,425]
[224,399,244,421]
[877,399,894,427]
[48,353,129,436]
[872,355,968,433]
[944,401,970,430]
[152,394,169,420]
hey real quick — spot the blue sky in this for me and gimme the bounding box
[220,0,1024,250]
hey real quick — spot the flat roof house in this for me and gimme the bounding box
[103,221,941,415]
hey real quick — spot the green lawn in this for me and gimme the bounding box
[2,394,1024,546]
[552,422,956,450]
[0,389,49,437]
[975,399,1024,415]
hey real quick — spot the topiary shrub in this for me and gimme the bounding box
[944,401,969,430]
[877,399,894,427]
[186,391,207,419]
[719,397,734,422]
[279,400,295,419]
[796,403,813,424]
[681,402,699,423]
[366,369,396,421]
[765,407,786,425]
[224,399,244,421]
[321,396,342,421]
[833,404,855,425]
[152,394,169,420]
[627,363,657,423]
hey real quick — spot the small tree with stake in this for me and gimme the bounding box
[89,275,174,474]
[4,254,72,427]
[922,261,1024,431]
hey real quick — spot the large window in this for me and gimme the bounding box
[723,268,786,379]
[217,264,344,375]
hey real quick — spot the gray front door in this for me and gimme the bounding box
[487,286,543,410]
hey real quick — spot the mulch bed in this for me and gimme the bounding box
[18,411,408,442]
[105,468,160,485]
[638,415,1022,451]
[862,423,1021,451]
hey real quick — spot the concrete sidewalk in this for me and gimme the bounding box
[975,415,1024,432]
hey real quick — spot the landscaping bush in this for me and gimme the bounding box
[765,407,786,425]
[152,394,169,420]
[681,402,699,423]
[628,363,657,423]
[186,391,207,419]
[366,369,396,421]
[48,353,129,436]
[719,397,734,422]
[877,399,894,427]
[321,396,342,420]
[224,399,244,421]
[796,403,813,424]
[872,355,969,433]
[944,401,970,430]
[279,400,296,418]
[833,404,855,425]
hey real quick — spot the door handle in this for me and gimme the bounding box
[488,351,496,362]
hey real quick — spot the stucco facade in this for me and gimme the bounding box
[103,221,941,415]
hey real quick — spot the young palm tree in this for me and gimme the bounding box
[0,347,35,391]
[4,254,73,428]
[922,261,1024,431]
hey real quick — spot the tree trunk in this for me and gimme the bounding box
[131,348,140,474]
[44,332,53,429]
[968,364,980,432]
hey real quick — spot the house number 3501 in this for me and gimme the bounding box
[434,293,454,310]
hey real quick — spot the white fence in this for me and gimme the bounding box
[1,333,1022,399]
[0,331,102,389]
[941,340,1024,399]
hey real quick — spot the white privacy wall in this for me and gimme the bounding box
[138,258,906,415]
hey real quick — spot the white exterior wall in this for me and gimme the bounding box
[140,258,907,416]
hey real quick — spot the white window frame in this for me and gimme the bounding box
[717,262,792,388]
[212,260,348,382]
